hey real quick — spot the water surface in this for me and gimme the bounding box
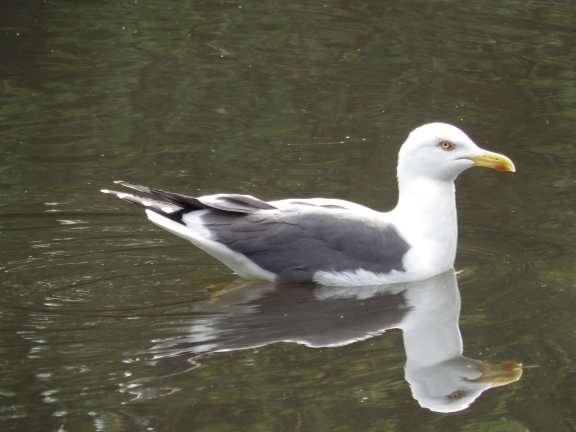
[1,1,576,431]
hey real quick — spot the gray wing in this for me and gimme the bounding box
[200,209,411,283]
[102,182,410,283]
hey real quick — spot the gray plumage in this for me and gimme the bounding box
[101,182,411,283]
[202,210,409,283]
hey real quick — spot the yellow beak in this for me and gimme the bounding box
[462,150,516,173]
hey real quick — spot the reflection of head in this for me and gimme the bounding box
[406,357,522,413]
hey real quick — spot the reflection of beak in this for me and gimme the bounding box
[461,151,516,173]
[466,361,524,387]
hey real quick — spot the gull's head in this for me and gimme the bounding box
[397,123,516,182]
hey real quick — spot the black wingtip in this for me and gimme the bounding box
[101,185,187,224]
[113,180,151,193]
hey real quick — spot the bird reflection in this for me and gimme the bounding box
[151,269,522,413]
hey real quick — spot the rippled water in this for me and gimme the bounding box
[2,1,576,431]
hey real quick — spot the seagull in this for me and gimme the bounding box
[101,123,515,286]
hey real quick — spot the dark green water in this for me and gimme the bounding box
[2,0,576,430]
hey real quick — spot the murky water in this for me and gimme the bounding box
[2,0,576,430]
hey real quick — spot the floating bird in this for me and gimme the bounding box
[101,123,515,286]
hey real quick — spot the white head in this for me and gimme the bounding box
[397,123,515,182]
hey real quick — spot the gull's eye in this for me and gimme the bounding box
[439,140,456,151]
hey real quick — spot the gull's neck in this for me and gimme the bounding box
[394,176,457,220]
[389,175,458,278]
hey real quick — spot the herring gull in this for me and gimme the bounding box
[101,123,515,286]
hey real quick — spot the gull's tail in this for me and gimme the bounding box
[100,180,201,223]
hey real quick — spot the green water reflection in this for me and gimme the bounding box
[1,0,576,431]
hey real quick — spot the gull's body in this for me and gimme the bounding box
[102,123,515,286]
